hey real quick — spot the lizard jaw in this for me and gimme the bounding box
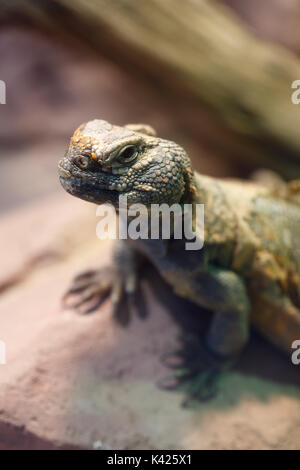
[59,175,123,204]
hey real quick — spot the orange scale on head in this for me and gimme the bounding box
[73,132,81,141]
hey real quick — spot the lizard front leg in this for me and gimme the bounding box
[160,265,250,404]
[63,239,140,318]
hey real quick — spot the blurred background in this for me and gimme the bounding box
[1,0,300,213]
[0,0,300,451]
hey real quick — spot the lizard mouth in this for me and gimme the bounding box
[58,161,122,189]
[58,160,135,206]
[58,158,161,206]
[59,175,124,204]
[59,175,127,193]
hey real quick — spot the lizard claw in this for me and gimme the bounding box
[158,368,220,404]
[62,265,139,321]
[62,266,113,315]
[158,343,236,406]
[181,370,220,406]
[160,349,193,369]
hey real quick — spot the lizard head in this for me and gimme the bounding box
[58,119,197,208]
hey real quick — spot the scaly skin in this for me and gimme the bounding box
[58,120,300,404]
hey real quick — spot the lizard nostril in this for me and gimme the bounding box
[74,155,90,170]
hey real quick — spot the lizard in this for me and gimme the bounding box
[58,119,300,404]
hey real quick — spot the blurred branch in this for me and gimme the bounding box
[3,0,300,177]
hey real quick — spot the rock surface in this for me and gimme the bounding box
[0,193,299,450]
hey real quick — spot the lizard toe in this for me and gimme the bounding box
[160,349,194,369]
[62,266,114,313]
[181,370,220,407]
[158,343,236,405]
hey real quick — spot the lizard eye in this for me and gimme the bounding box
[75,155,90,169]
[117,145,137,164]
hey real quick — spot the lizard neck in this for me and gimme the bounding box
[193,172,218,205]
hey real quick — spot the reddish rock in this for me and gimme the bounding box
[0,193,299,450]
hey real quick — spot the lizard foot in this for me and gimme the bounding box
[62,267,113,315]
[62,265,138,323]
[158,343,236,406]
